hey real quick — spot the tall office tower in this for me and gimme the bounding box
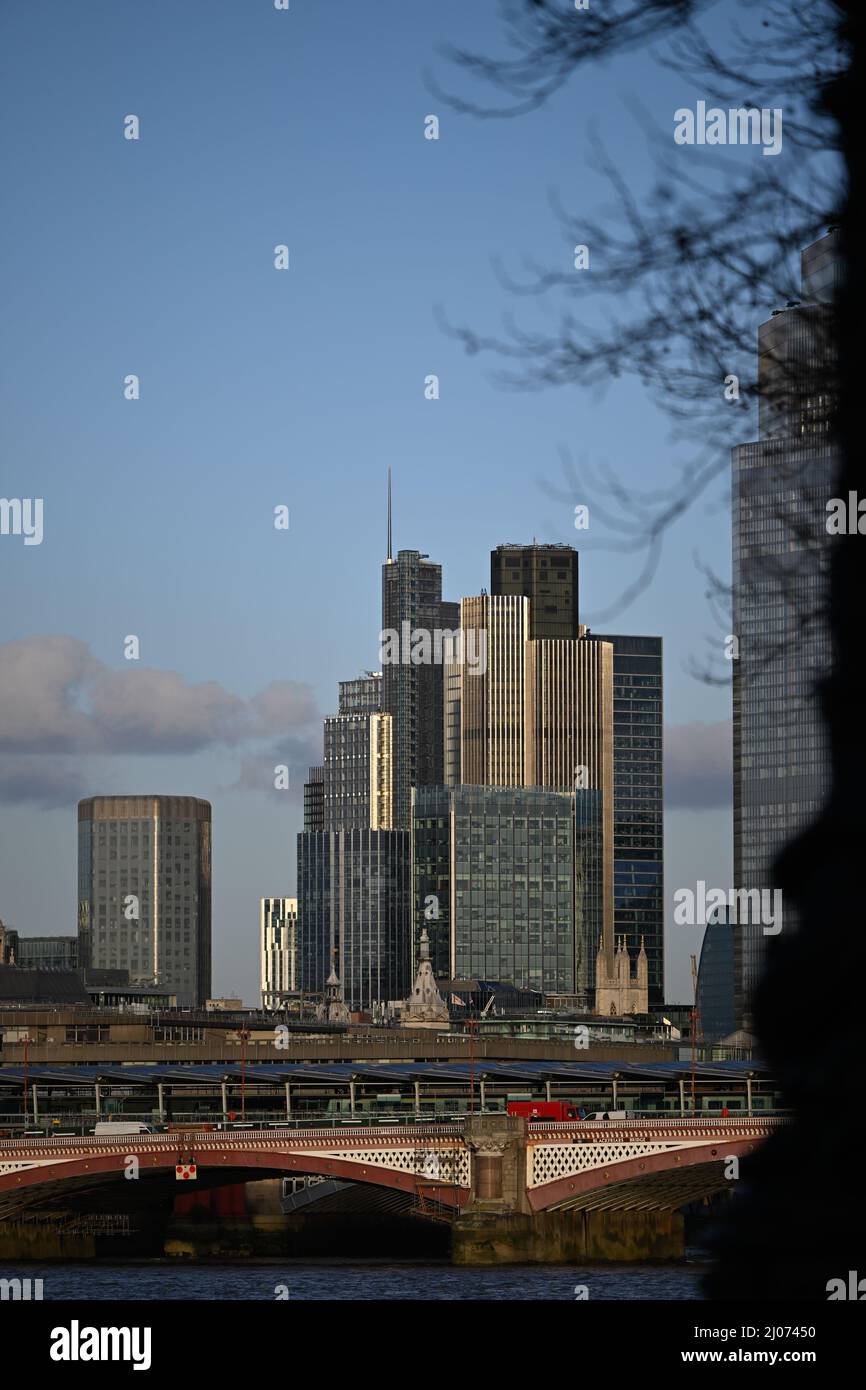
[323,710,393,830]
[297,829,411,1010]
[381,487,459,826]
[524,632,614,789]
[491,543,580,639]
[412,784,600,996]
[297,649,404,1008]
[339,672,382,714]
[77,796,212,1007]
[696,910,736,1043]
[524,632,616,991]
[459,594,530,785]
[303,767,324,831]
[459,554,656,1012]
[732,230,838,1027]
[486,541,660,1013]
[590,633,664,1011]
[260,897,298,1008]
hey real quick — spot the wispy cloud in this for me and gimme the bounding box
[665,720,732,809]
[0,755,90,809]
[0,636,320,805]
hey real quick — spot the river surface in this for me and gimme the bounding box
[6,1257,707,1300]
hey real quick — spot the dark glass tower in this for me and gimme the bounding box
[77,795,212,1007]
[297,828,411,1010]
[591,633,664,1011]
[696,910,736,1043]
[491,543,580,639]
[297,633,405,1008]
[381,546,458,828]
[732,230,838,1027]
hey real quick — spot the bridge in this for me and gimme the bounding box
[0,1115,781,1259]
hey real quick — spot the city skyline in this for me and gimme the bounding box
[2,507,723,1005]
[1,0,779,1005]
[0,0,855,1314]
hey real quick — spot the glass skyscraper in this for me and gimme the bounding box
[591,633,664,1010]
[696,911,736,1043]
[297,829,411,1010]
[323,710,393,830]
[732,230,838,1026]
[297,648,406,1009]
[412,784,602,998]
[381,547,459,828]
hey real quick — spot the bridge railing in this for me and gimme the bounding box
[528,1115,790,1131]
[0,1122,467,1151]
[0,1110,475,1136]
[0,1108,792,1143]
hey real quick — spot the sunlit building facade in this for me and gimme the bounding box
[77,795,212,1008]
[260,897,298,1008]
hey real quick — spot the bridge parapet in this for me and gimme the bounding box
[0,1124,474,1215]
[529,1117,787,1136]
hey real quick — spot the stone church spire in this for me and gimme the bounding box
[401,929,449,1027]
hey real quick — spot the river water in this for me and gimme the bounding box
[6,1258,706,1300]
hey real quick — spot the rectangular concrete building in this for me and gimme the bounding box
[77,795,212,1008]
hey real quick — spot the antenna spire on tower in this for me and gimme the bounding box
[387,467,393,562]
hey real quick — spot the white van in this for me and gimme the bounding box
[584,1110,627,1122]
[93,1121,153,1136]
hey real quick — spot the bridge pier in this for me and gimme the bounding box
[461,1114,530,1214]
[451,1115,685,1266]
[452,1208,684,1266]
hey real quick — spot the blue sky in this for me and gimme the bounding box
[1,0,808,1001]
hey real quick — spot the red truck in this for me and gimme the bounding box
[506,1101,583,1122]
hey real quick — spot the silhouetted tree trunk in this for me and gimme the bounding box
[708,0,865,1298]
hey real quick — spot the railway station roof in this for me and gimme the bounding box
[0,1058,771,1088]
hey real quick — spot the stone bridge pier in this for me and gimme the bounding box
[452,1114,685,1266]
